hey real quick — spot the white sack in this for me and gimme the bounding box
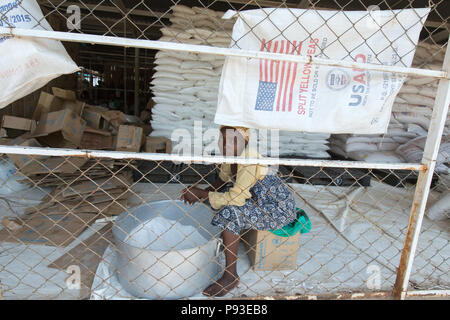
[0,0,79,109]
[215,8,430,133]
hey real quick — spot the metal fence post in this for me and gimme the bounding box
[393,36,450,300]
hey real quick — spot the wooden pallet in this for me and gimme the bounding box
[289,165,371,186]
[133,160,218,184]
[133,158,370,187]
[327,151,439,188]
[371,169,439,188]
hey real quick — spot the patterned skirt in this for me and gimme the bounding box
[210,172,297,235]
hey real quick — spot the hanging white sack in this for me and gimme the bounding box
[215,8,430,134]
[0,0,79,109]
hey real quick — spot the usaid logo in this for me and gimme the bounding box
[326,68,350,91]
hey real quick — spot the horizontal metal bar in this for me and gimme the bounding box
[0,145,424,170]
[239,291,393,300]
[242,290,450,300]
[406,290,450,297]
[0,27,447,79]
[393,35,450,300]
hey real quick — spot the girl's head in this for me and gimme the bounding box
[218,126,250,156]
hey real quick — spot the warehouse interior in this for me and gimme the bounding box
[0,0,448,300]
[3,0,448,121]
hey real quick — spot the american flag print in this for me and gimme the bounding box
[254,39,302,112]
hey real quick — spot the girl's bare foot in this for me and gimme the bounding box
[202,272,239,297]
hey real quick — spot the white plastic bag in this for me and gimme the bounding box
[215,8,430,134]
[0,0,79,109]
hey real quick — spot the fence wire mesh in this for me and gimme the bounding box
[0,0,448,300]
[0,152,446,299]
[406,169,449,293]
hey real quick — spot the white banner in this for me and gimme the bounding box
[0,0,79,109]
[215,8,430,134]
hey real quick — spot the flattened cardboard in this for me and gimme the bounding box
[61,174,132,197]
[116,125,144,152]
[0,212,98,246]
[145,136,172,153]
[7,138,88,175]
[52,87,76,101]
[1,116,36,138]
[1,217,23,231]
[241,229,300,271]
[24,189,129,216]
[33,92,63,120]
[45,198,128,216]
[47,223,114,298]
[31,109,86,148]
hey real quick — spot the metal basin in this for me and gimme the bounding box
[112,200,222,299]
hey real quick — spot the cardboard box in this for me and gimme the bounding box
[102,110,127,129]
[52,87,76,101]
[81,131,114,150]
[7,138,88,175]
[145,136,172,153]
[81,105,109,130]
[1,116,36,138]
[32,92,63,120]
[241,229,300,271]
[62,100,86,116]
[31,109,86,148]
[115,125,144,152]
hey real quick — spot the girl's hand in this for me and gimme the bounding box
[180,187,208,205]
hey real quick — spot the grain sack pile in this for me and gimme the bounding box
[149,5,230,152]
[150,5,331,158]
[330,42,449,172]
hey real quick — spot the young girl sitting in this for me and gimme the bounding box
[180,125,296,297]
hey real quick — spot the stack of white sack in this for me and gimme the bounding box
[150,5,331,158]
[330,42,449,168]
[263,132,331,158]
[149,4,230,148]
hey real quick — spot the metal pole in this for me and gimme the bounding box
[0,28,446,79]
[123,21,128,114]
[393,36,450,300]
[134,47,140,116]
[0,144,424,170]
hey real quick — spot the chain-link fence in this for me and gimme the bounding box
[0,152,438,299]
[0,0,448,300]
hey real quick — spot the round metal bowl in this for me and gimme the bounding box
[112,200,222,299]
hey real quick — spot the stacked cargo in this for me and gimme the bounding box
[150,5,331,158]
[330,43,449,171]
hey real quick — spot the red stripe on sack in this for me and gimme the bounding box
[276,40,285,111]
[270,40,277,82]
[259,38,266,81]
[280,40,290,112]
[265,40,272,82]
[288,41,302,112]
